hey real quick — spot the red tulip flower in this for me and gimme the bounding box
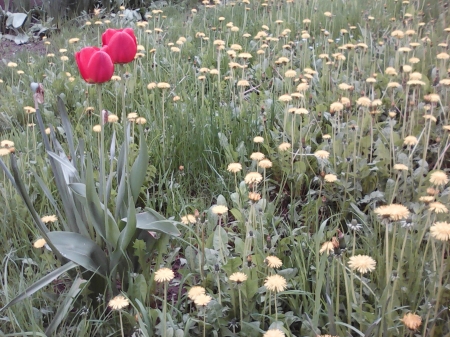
[75,47,114,84]
[102,28,137,64]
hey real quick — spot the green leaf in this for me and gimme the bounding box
[45,276,86,335]
[223,257,242,276]
[213,226,228,256]
[130,128,149,203]
[131,209,181,237]
[0,261,77,313]
[47,232,109,278]
[85,157,120,247]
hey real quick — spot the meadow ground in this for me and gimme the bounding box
[0,0,449,336]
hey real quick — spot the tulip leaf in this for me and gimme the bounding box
[47,231,109,277]
[45,276,86,335]
[0,261,77,313]
[127,208,180,237]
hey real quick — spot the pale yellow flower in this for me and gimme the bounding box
[154,267,175,283]
[108,295,129,310]
[348,255,376,273]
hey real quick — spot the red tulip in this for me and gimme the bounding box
[75,47,114,84]
[102,28,137,64]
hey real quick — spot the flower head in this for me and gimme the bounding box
[227,163,242,173]
[324,174,338,182]
[250,152,265,161]
[154,267,175,283]
[181,214,196,224]
[264,274,287,293]
[41,215,58,223]
[404,136,418,146]
[314,150,330,160]
[374,204,409,221]
[108,295,130,310]
[263,329,285,337]
[319,241,335,255]
[348,255,376,273]
[212,205,228,215]
[278,142,291,151]
[428,202,448,214]
[430,221,450,241]
[193,293,212,307]
[75,47,114,84]
[265,256,283,268]
[429,171,449,186]
[102,28,137,64]
[401,312,422,330]
[244,172,263,185]
[33,238,46,248]
[188,286,206,300]
[229,272,247,283]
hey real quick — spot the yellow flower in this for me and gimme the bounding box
[314,150,330,160]
[258,159,272,169]
[188,286,206,300]
[7,62,18,68]
[250,152,265,161]
[227,163,242,173]
[403,136,418,146]
[278,143,291,151]
[41,215,58,223]
[108,295,129,310]
[211,205,228,215]
[181,215,196,225]
[428,202,448,214]
[154,267,175,283]
[429,171,449,186]
[157,82,170,89]
[24,106,36,114]
[33,238,46,248]
[374,204,409,221]
[401,312,422,330]
[324,174,338,183]
[229,272,247,283]
[430,222,450,241]
[92,125,102,133]
[108,114,119,123]
[263,329,285,337]
[348,255,376,273]
[193,294,212,307]
[265,256,282,268]
[135,117,146,125]
[319,241,334,255]
[393,164,408,171]
[264,274,287,293]
[147,82,157,89]
[244,172,263,185]
[253,136,264,143]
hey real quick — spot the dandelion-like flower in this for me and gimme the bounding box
[265,256,283,268]
[188,286,206,300]
[154,268,175,283]
[212,205,228,215]
[319,241,334,255]
[193,294,212,307]
[253,136,264,143]
[258,159,272,169]
[108,295,130,310]
[244,172,263,185]
[181,214,196,224]
[324,174,338,183]
[403,136,418,146]
[278,143,291,151]
[227,163,242,173]
[428,202,448,214]
[393,164,408,171]
[33,238,46,248]
[429,171,449,186]
[348,255,376,273]
[314,150,330,160]
[264,274,287,293]
[430,221,450,241]
[250,152,265,161]
[41,215,58,223]
[374,204,409,221]
[401,312,422,330]
[263,329,285,337]
[229,272,247,284]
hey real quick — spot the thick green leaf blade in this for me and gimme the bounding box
[47,232,109,277]
[0,261,77,313]
[130,128,149,203]
[129,209,180,237]
[45,276,86,335]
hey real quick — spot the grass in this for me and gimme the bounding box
[0,0,449,336]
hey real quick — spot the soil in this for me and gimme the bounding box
[1,38,47,61]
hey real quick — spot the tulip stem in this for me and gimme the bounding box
[98,85,108,252]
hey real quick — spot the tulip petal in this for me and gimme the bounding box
[75,47,100,82]
[101,28,121,46]
[86,50,114,83]
[104,31,137,64]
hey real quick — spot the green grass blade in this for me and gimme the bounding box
[0,261,77,313]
